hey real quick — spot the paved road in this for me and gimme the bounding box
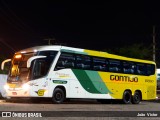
[0,98,160,120]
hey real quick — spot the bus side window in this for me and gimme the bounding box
[76,55,91,70]
[93,57,106,71]
[146,64,155,75]
[56,60,65,69]
[55,53,75,70]
[109,59,121,72]
[136,63,146,75]
[123,61,135,74]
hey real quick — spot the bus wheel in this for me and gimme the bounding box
[52,88,65,104]
[132,91,141,104]
[123,91,131,104]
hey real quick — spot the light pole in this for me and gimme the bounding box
[153,25,156,62]
[43,38,56,45]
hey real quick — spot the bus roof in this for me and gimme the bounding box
[16,45,155,64]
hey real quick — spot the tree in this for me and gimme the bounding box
[104,43,152,60]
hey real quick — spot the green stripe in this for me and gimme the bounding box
[72,69,112,94]
[72,69,100,93]
[85,71,112,94]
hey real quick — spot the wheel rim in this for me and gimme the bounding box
[55,92,62,101]
[125,93,131,102]
[134,93,140,102]
[123,91,131,104]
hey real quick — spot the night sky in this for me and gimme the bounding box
[0,1,160,59]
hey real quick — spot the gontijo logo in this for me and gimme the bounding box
[55,72,70,78]
[110,75,138,82]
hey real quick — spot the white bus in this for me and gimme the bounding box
[1,45,156,104]
[0,74,8,98]
[157,69,160,89]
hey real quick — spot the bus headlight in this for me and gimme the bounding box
[4,84,9,90]
[22,84,29,90]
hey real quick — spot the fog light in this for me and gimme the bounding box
[4,84,9,90]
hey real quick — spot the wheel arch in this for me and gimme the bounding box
[54,85,66,97]
[124,89,132,95]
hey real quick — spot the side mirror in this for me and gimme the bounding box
[1,59,11,70]
[27,56,46,68]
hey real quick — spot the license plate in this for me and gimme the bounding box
[12,92,17,95]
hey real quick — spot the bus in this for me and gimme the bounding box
[157,69,160,89]
[1,45,156,104]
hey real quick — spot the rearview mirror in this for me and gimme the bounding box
[27,56,46,68]
[1,59,11,70]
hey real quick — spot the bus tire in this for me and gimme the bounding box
[52,88,65,104]
[132,91,141,104]
[123,91,132,104]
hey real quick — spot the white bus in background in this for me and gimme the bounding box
[0,74,7,98]
[157,69,160,89]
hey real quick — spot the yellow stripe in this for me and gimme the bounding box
[84,49,155,64]
[98,72,156,99]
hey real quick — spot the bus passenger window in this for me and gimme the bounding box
[146,64,155,75]
[109,60,121,72]
[56,61,65,69]
[123,62,135,74]
[55,53,75,70]
[93,57,106,71]
[136,64,146,75]
[76,55,91,70]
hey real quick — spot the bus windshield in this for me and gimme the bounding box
[7,51,58,83]
[7,52,36,83]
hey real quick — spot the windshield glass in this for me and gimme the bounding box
[7,52,36,83]
[8,51,58,83]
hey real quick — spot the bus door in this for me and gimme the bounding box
[28,56,49,97]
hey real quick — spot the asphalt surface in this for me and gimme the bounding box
[0,98,160,120]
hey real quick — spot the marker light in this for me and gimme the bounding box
[34,49,37,52]
[4,84,9,90]
[15,54,22,59]
[22,84,29,90]
[21,51,26,54]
